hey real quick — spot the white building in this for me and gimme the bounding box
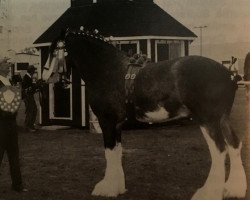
[8,52,40,77]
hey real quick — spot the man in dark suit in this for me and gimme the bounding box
[0,58,27,192]
[22,65,38,132]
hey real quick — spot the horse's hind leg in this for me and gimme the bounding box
[92,119,126,197]
[192,122,227,200]
[221,116,247,199]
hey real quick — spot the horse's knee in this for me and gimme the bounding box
[202,122,226,153]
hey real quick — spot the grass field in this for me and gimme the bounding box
[0,87,249,200]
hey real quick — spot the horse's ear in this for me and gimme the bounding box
[59,29,67,40]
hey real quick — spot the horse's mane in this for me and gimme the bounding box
[48,27,130,78]
[49,27,127,61]
[65,27,116,50]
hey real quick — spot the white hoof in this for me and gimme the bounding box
[92,144,126,197]
[92,179,126,197]
[191,187,223,200]
[224,179,247,198]
[224,143,247,199]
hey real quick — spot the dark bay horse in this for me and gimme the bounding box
[45,28,247,200]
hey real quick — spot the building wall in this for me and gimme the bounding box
[12,53,40,77]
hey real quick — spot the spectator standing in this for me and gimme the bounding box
[22,65,38,132]
[0,58,27,192]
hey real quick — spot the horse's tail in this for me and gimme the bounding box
[224,72,242,116]
[232,73,242,86]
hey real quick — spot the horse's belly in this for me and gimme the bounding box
[136,105,190,123]
[145,107,170,122]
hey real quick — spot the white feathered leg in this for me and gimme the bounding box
[224,142,247,198]
[92,143,126,197]
[191,126,226,200]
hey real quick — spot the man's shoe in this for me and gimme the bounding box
[16,188,28,193]
[26,127,37,132]
[12,186,28,193]
[20,188,28,192]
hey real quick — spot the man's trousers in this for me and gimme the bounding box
[0,119,23,190]
[24,95,37,129]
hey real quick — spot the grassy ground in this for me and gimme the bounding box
[0,87,248,200]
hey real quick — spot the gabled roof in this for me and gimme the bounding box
[34,1,197,44]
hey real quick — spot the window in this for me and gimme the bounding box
[115,41,139,57]
[169,42,181,60]
[155,40,182,62]
[16,62,29,71]
[53,82,71,118]
[157,43,169,61]
[120,44,137,57]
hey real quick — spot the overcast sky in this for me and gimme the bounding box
[8,0,250,60]
[156,0,250,44]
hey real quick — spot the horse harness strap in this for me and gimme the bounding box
[125,64,141,103]
[125,54,150,103]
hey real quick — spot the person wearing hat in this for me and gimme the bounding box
[22,65,38,132]
[0,58,27,192]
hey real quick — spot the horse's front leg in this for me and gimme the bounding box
[92,119,126,197]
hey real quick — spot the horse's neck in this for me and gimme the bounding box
[73,45,128,87]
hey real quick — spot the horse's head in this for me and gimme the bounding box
[43,27,113,83]
[42,30,71,87]
[43,27,129,87]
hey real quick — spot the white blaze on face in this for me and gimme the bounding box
[42,56,57,81]
[192,126,226,200]
[92,143,126,197]
[144,106,169,123]
[224,142,247,198]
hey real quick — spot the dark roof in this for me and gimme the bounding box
[34,1,197,44]
[16,53,39,56]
